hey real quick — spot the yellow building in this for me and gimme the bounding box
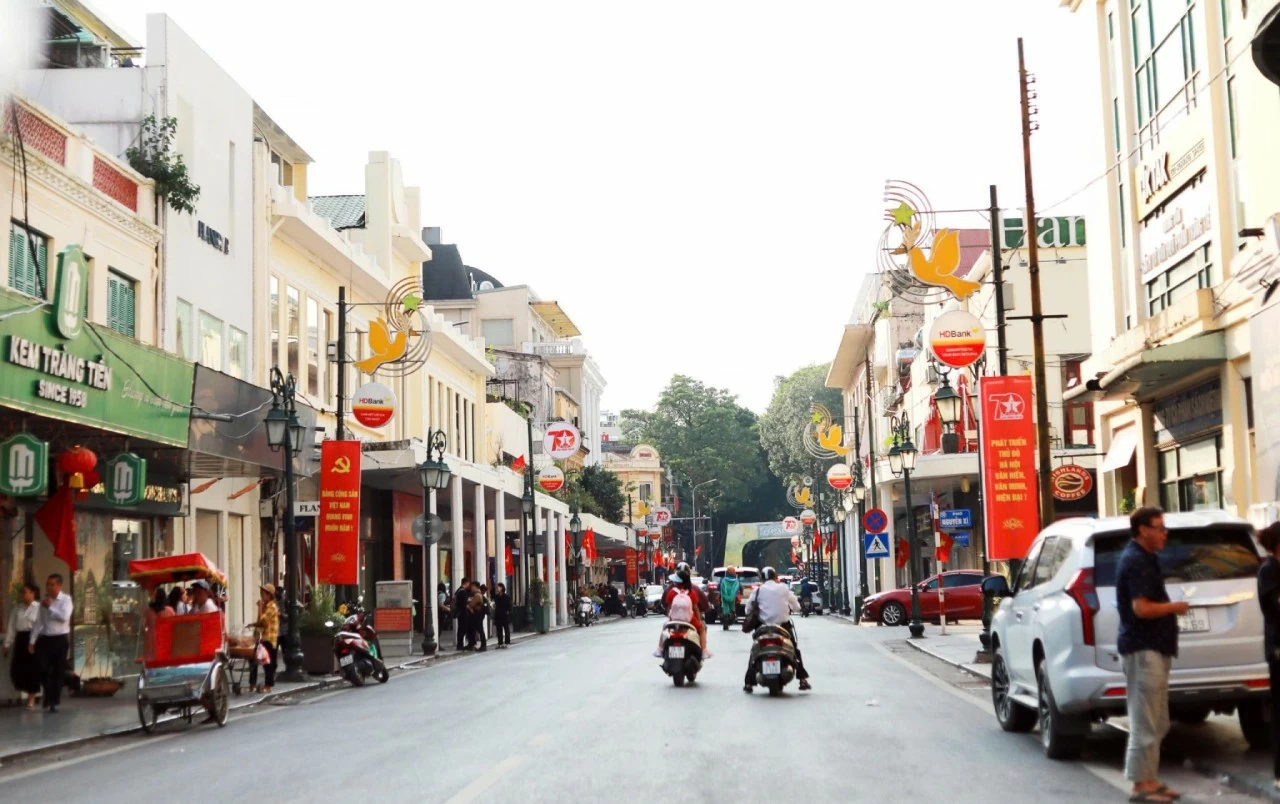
[602,443,664,526]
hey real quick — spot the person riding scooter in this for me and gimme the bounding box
[719,566,742,623]
[654,563,712,658]
[743,567,811,692]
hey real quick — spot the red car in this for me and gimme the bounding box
[860,570,990,626]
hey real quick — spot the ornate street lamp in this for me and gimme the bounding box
[265,368,308,681]
[935,375,962,454]
[416,429,451,655]
[569,506,583,594]
[888,414,924,639]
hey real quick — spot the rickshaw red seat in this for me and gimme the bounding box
[146,612,224,668]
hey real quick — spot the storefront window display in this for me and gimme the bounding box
[1159,435,1223,512]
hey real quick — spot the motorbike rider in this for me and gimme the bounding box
[718,566,742,621]
[799,575,815,607]
[743,566,811,693]
[655,563,712,658]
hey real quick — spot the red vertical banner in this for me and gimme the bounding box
[980,376,1041,560]
[625,548,638,585]
[318,441,362,584]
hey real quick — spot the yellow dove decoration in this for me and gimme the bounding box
[818,424,849,457]
[353,317,408,375]
[795,487,814,507]
[907,228,981,301]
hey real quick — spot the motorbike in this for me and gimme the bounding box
[632,596,648,618]
[326,606,389,687]
[721,600,737,630]
[800,596,814,618]
[575,596,595,627]
[749,624,798,696]
[659,621,703,687]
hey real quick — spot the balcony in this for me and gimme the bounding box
[523,339,587,358]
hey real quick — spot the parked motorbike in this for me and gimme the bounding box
[749,624,798,696]
[575,596,595,627]
[659,621,703,687]
[326,606,389,687]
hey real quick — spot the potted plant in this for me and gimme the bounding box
[529,578,551,634]
[299,585,343,675]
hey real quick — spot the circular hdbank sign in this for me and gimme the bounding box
[351,382,396,428]
[1050,464,1093,501]
[928,310,987,369]
[538,465,565,493]
[826,463,853,490]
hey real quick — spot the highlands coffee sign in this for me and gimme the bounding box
[0,246,194,446]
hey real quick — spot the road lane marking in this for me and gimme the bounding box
[443,753,529,804]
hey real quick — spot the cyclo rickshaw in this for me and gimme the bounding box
[128,553,232,733]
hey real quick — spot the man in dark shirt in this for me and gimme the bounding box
[1115,506,1189,802]
[454,578,472,651]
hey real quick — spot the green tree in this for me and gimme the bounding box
[126,115,201,215]
[565,463,627,523]
[758,363,844,483]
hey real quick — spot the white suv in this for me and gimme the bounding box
[983,510,1269,760]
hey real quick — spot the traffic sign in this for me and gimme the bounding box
[864,533,890,558]
[952,531,971,548]
[782,516,800,535]
[939,509,972,530]
[863,508,888,534]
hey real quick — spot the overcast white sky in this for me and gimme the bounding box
[87,0,1101,413]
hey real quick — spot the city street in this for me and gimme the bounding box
[3,616,1261,803]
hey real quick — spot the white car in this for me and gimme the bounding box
[984,510,1268,760]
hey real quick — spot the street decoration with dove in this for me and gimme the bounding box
[803,403,848,460]
[351,278,432,377]
[786,482,814,510]
[878,180,981,305]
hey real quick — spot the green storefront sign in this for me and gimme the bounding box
[0,246,194,446]
[0,433,49,496]
[104,452,147,506]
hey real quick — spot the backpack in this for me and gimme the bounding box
[667,588,694,623]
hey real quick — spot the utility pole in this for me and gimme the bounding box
[336,286,347,441]
[989,186,1009,376]
[1018,37,1056,525]
[864,346,878,592]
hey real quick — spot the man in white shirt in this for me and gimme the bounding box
[743,567,811,692]
[190,580,220,614]
[29,573,73,712]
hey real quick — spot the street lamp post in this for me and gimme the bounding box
[833,503,848,614]
[690,479,718,578]
[569,506,583,597]
[888,414,924,639]
[417,429,452,656]
[520,488,534,607]
[265,368,308,681]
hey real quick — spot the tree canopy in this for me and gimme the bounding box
[566,463,627,523]
[758,363,844,483]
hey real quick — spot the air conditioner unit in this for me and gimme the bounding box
[925,365,940,385]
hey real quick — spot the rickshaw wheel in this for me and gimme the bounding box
[210,668,229,727]
[137,699,158,734]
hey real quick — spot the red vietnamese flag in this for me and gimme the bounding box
[510,455,527,473]
[935,531,955,564]
[35,486,78,572]
[694,545,703,557]
[505,544,514,577]
[896,538,909,569]
[582,529,597,562]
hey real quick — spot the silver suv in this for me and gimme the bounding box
[982,510,1269,760]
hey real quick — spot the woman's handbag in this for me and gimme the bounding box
[254,642,270,666]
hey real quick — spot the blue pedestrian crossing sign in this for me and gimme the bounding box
[863,533,890,558]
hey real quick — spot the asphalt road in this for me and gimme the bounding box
[0,615,1259,803]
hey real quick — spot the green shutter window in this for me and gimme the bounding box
[7,223,47,299]
[107,270,136,338]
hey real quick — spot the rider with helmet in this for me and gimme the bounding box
[655,563,712,658]
[718,566,742,622]
[743,566,811,692]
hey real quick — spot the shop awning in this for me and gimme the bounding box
[1063,332,1225,403]
[530,301,581,338]
[1100,428,1139,474]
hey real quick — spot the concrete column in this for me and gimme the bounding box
[451,475,464,590]
[534,505,545,581]
[557,513,568,623]
[474,482,487,587]
[429,489,439,646]
[492,489,506,592]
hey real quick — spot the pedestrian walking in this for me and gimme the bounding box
[249,584,280,693]
[467,582,487,652]
[455,578,471,650]
[3,582,42,709]
[437,583,452,632]
[1255,522,1280,790]
[493,583,512,648]
[29,573,73,714]
[1116,507,1187,803]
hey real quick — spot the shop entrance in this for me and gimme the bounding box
[402,544,425,634]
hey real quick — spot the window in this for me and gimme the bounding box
[199,311,223,371]
[1227,75,1239,159]
[638,482,652,501]
[269,277,279,369]
[1147,243,1215,317]
[480,318,515,347]
[175,299,194,360]
[1014,539,1045,594]
[228,327,246,379]
[106,270,136,337]
[286,285,300,378]
[8,222,47,299]
[1062,360,1095,446]
[1245,377,1254,430]
[1094,526,1259,585]
[306,296,319,397]
[1158,435,1224,512]
[924,577,940,591]
[1033,537,1071,586]
[324,309,335,402]
[1131,0,1198,137]
[943,573,984,588]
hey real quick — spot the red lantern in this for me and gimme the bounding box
[58,446,97,490]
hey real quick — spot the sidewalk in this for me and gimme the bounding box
[900,625,1280,801]
[0,620,584,764]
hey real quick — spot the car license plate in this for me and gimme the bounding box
[339,654,354,667]
[668,645,685,659]
[1178,607,1210,633]
[763,659,781,675]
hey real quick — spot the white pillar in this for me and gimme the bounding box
[534,505,545,581]
[545,508,557,625]
[429,489,439,647]
[474,483,487,587]
[557,513,568,623]
[492,489,506,592]
[451,475,464,590]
